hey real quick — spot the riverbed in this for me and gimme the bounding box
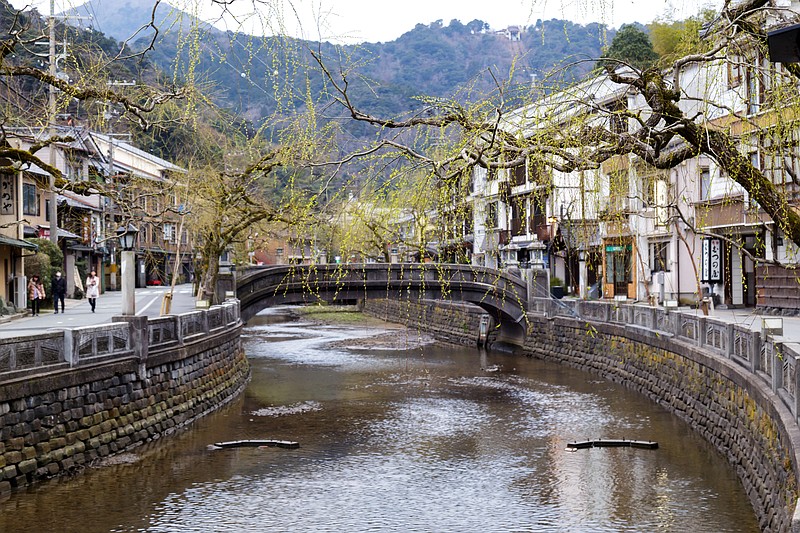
[0,307,759,532]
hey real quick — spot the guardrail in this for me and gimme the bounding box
[0,300,241,381]
[529,297,799,420]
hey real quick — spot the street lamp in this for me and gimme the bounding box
[116,224,138,315]
[577,248,588,300]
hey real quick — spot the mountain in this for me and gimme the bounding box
[63,0,615,132]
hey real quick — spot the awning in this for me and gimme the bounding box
[37,226,81,240]
[0,234,38,251]
[58,194,101,210]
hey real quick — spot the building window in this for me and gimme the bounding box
[746,53,765,115]
[727,56,743,89]
[485,202,498,229]
[650,241,669,272]
[22,183,39,216]
[700,166,711,201]
[608,170,628,212]
[163,223,176,243]
[605,98,627,135]
[511,164,526,187]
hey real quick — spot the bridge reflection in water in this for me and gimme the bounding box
[235,263,535,344]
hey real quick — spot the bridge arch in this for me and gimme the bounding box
[235,263,530,344]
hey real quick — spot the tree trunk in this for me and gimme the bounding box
[198,248,221,304]
[686,124,800,248]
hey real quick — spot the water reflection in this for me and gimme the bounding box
[0,307,759,533]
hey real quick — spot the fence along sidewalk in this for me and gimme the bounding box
[0,300,241,383]
[528,297,800,423]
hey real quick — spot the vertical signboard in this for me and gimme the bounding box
[701,237,722,283]
[0,174,14,215]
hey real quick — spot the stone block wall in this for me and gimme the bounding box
[0,326,249,492]
[367,298,800,532]
[363,298,489,347]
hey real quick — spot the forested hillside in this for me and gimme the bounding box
[64,0,615,131]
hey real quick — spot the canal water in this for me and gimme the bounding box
[1,307,759,532]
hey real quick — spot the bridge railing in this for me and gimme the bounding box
[236,263,529,322]
[530,297,799,419]
[0,300,242,382]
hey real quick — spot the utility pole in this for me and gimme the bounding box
[48,0,58,245]
[103,90,133,292]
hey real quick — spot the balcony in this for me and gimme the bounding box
[530,214,550,241]
[498,230,511,245]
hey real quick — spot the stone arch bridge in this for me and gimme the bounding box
[235,263,531,343]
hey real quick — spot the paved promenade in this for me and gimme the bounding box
[0,284,198,339]
[682,305,800,345]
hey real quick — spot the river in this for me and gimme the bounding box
[0,307,759,532]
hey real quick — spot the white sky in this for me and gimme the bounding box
[11,0,722,43]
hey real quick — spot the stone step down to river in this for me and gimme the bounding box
[566,439,658,451]
[212,440,300,449]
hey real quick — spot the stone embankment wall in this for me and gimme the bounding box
[363,298,488,347]
[0,326,249,492]
[364,298,800,533]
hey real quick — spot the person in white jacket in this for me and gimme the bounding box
[85,270,100,312]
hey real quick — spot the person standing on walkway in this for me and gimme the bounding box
[86,270,100,313]
[27,275,45,316]
[51,271,66,313]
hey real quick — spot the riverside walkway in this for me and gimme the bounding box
[0,284,198,339]
[0,277,799,345]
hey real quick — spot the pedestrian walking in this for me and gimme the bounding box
[27,275,45,316]
[85,270,100,313]
[51,271,66,313]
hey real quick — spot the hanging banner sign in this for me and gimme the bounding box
[701,238,722,283]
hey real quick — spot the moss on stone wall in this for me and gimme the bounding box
[365,297,799,532]
[0,328,249,492]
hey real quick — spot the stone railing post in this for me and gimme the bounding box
[725,324,734,359]
[752,331,762,373]
[216,271,236,304]
[175,313,185,345]
[793,353,800,419]
[526,268,549,310]
[63,329,75,367]
[113,315,149,379]
[772,341,782,394]
[697,316,706,347]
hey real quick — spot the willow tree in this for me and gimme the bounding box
[309,0,800,256]
[0,2,185,186]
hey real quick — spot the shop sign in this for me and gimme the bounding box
[701,237,722,282]
[605,244,631,253]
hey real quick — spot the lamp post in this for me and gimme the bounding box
[547,215,558,277]
[116,224,138,316]
[578,248,587,300]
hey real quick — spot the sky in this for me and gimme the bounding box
[10,0,722,43]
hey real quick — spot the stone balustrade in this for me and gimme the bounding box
[0,300,241,382]
[530,297,800,424]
